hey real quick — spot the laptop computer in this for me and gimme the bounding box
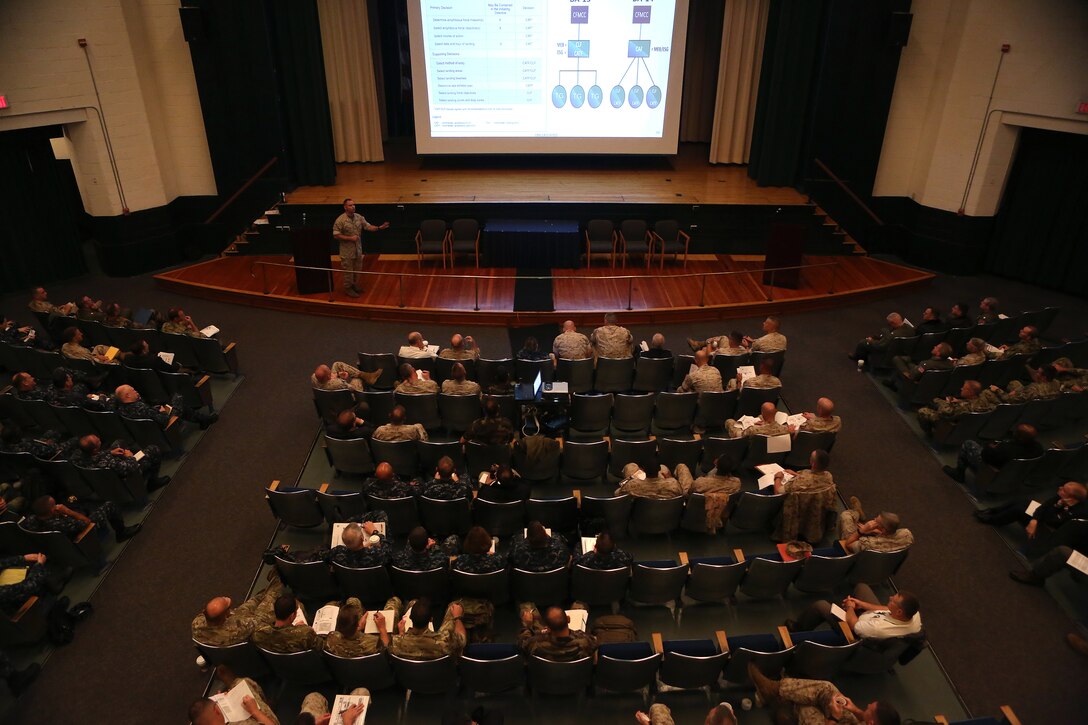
[515,370,544,402]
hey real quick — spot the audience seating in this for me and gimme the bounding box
[460,644,523,695]
[324,649,395,692]
[785,625,861,680]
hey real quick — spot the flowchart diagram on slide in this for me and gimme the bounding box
[420,1,678,138]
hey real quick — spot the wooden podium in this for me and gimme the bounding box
[763,223,807,289]
[290,227,333,294]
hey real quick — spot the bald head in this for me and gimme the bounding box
[694,349,709,366]
[815,397,834,417]
[115,384,138,403]
[375,462,394,481]
[450,333,464,349]
[389,405,406,424]
[313,364,332,384]
[342,523,364,549]
[79,434,101,454]
[543,605,569,633]
[887,312,903,327]
[562,320,576,332]
[408,331,423,347]
[651,333,665,349]
[203,596,232,624]
[760,402,777,421]
[189,698,225,725]
[336,408,356,429]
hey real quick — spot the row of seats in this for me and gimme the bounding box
[927,391,1088,448]
[894,354,1033,405]
[356,349,786,394]
[319,431,835,484]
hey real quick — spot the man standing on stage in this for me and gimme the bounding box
[333,197,390,297]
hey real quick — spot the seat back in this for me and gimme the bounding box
[526,497,579,533]
[465,441,512,477]
[323,650,396,691]
[652,392,697,434]
[789,631,860,680]
[364,495,419,537]
[609,439,658,479]
[911,331,949,362]
[437,393,481,433]
[473,498,526,538]
[527,655,593,695]
[359,390,395,425]
[741,434,788,469]
[316,489,368,524]
[941,363,984,398]
[728,492,785,532]
[792,552,858,593]
[418,218,448,243]
[784,431,836,469]
[418,495,471,537]
[273,558,339,599]
[679,491,735,535]
[20,398,62,431]
[671,354,696,389]
[123,365,170,405]
[594,357,634,393]
[580,495,634,539]
[160,370,213,411]
[191,336,237,376]
[619,220,649,247]
[511,565,570,607]
[313,388,358,423]
[841,636,913,675]
[736,386,781,418]
[748,351,786,378]
[265,485,325,528]
[460,644,524,694]
[847,548,910,585]
[571,565,629,605]
[611,393,656,436]
[75,463,141,503]
[368,439,419,478]
[389,566,450,606]
[739,557,803,599]
[569,393,613,438]
[629,497,684,536]
[418,439,466,476]
[658,437,702,474]
[159,332,200,370]
[357,353,398,390]
[685,557,747,602]
[977,404,1025,440]
[389,653,459,694]
[324,436,376,476]
[658,640,728,689]
[395,392,441,431]
[18,524,101,569]
[451,567,511,605]
[332,563,393,606]
[908,369,954,407]
[721,635,794,684]
[700,435,747,473]
[560,439,609,482]
[515,357,554,384]
[632,356,674,392]
[123,415,180,454]
[586,219,615,243]
[194,639,269,677]
[38,458,94,500]
[557,358,594,393]
[628,561,688,604]
[85,410,132,445]
[475,357,514,390]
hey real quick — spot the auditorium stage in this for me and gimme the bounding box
[154,253,934,326]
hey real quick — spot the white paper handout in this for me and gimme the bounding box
[523,527,552,537]
[785,413,807,429]
[292,605,308,627]
[581,536,597,554]
[773,411,788,424]
[1066,550,1088,575]
[1024,500,1042,517]
[157,351,175,365]
[312,605,340,636]
[737,365,756,384]
[829,603,847,621]
[200,325,220,337]
[737,415,761,430]
[330,694,370,725]
[640,340,649,352]
[426,344,440,355]
[211,679,257,722]
[363,609,397,634]
[766,434,792,453]
[331,522,386,547]
[566,609,589,632]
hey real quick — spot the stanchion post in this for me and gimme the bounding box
[399,275,405,308]
[828,262,838,294]
[474,276,480,311]
[767,269,775,301]
[262,264,268,295]
[327,268,334,302]
[627,277,634,311]
[699,274,707,307]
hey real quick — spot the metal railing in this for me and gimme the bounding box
[250,259,843,312]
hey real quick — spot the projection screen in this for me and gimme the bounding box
[407,0,691,155]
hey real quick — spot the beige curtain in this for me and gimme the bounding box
[709,0,770,163]
[317,0,384,162]
[679,1,727,143]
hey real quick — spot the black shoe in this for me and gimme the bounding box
[6,663,41,696]
[973,509,994,522]
[116,523,142,542]
[68,601,94,622]
[1009,569,1045,587]
[148,475,171,491]
[199,412,220,430]
[942,465,966,483]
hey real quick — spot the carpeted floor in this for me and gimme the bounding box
[2,265,1086,723]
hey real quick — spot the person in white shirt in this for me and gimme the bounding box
[786,584,921,640]
[397,331,436,359]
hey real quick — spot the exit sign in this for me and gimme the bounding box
[0,95,7,109]
[1077,101,1088,114]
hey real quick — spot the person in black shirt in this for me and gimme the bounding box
[976,482,1087,537]
[947,302,973,329]
[515,336,550,362]
[477,465,528,503]
[944,423,1043,483]
[637,333,673,359]
[915,306,949,335]
[326,407,374,441]
[125,339,179,373]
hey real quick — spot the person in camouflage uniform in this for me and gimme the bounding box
[326,522,392,568]
[161,307,208,337]
[297,689,369,725]
[794,397,842,433]
[728,358,781,391]
[252,593,322,653]
[441,362,481,396]
[917,380,1000,433]
[439,333,481,361]
[24,494,140,543]
[615,463,686,499]
[188,665,279,725]
[574,532,631,569]
[677,350,724,393]
[393,526,458,570]
[371,405,428,442]
[28,287,75,316]
[746,316,788,352]
[508,521,570,571]
[684,457,742,533]
[192,572,283,646]
[462,398,514,446]
[0,553,50,613]
[849,313,910,363]
[115,384,218,429]
[837,497,914,554]
[75,434,168,490]
[389,597,467,658]
[591,313,634,359]
[451,526,505,573]
[998,364,1062,403]
[59,327,118,365]
[688,329,745,355]
[726,402,790,439]
[552,320,592,360]
[394,363,439,394]
[998,325,1042,358]
[419,456,471,500]
[364,462,420,498]
[517,603,596,661]
[311,362,380,392]
[955,337,990,367]
[324,595,402,656]
[773,451,838,543]
[890,342,953,388]
[976,296,1000,324]
[749,664,900,725]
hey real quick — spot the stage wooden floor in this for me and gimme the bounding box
[155,253,934,326]
[286,143,807,206]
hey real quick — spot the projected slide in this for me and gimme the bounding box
[411,0,687,150]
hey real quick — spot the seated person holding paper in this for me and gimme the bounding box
[441,362,482,396]
[677,349,724,394]
[393,526,459,571]
[192,572,284,646]
[848,312,912,363]
[394,362,439,394]
[508,521,571,572]
[1009,543,1088,587]
[726,402,790,439]
[748,665,900,725]
[998,325,1042,358]
[323,596,403,656]
[452,525,506,574]
[727,358,781,391]
[637,332,672,359]
[188,665,278,725]
[837,497,914,553]
[975,482,1088,541]
[364,461,419,499]
[297,691,369,725]
[371,405,428,442]
[125,340,181,373]
[115,384,219,429]
[615,463,687,500]
[420,456,471,500]
[462,398,515,446]
[326,522,391,568]
[956,337,991,367]
[59,327,119,365]
[517,603,597,661]
[74,434,169,491]
[326,407,374,441]
[773,451,837,542]
[574,532,632,570]
[477,464,529,503]
[439,333,481,361]
[774,451,835,496]
[24,494,141,543]
[943,423,1042,484]
[786,585,922,641]
[794,397,842,434]
[28,286,75,316]
[398,330,437,359]
[252,592,322,653]
[311,361,380,392]
[0,553,52,613]
[161,307,208,338]
[389,597,467,658]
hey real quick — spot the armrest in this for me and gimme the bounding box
[777,626,793,649]
[838,621,855,643]
[678,551,689,566]
[195,374,210,389]
[1001,706,1022,725]
[8,595,39,623]
[165,415,181,432]
[934,717,949,725]
[268,480,281,492]
[733,548,745,563]
[572,489,581,507]
[692,433,702,440]
[74,522,95,543]
[318,483,329,494]
[838,539,851,553]
[651,632,663,654]
[223,342,237,354]
[678,230,691,242]
[715,630,728,654]
[557,437,564,451]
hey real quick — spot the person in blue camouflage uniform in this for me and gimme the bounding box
[74,434,168,491]
[574,532,632,570]
[114,384,218,429]
[393,526,459,570]
[24,494,141,543]
[0,423,78,461]
[326,522,392,568]
[364,462,420,499]
[419,456,471,500]
[0,553,50,614]
[508,521,571,571]
[45,369,91,407]
[452,526,505,574]
[10,372,48,401]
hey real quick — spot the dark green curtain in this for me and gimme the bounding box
[747,0,827,187]
[985,128,1088,296]
[0,128,87,293]
[268,0,336,186]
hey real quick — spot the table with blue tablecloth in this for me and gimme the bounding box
[482,219,581,269]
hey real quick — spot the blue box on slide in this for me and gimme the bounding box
[628,40,650,58]
[568,40,590,58]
